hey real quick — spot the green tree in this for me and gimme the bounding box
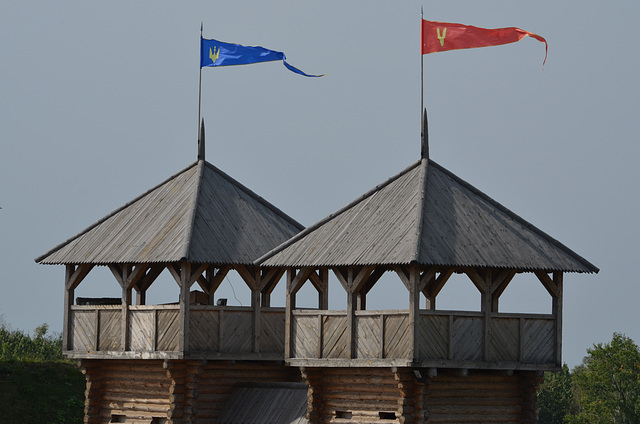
[569,333,640,424]
[538,364,575,423]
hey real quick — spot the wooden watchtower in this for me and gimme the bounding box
[36,133,307,423]
[37,115,597,423]
[256,115,599,423]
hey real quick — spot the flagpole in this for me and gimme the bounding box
[420,7,427,159]
[197,22,203,145]
[421,6,424,119]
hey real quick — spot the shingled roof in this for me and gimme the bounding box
[36,160,304,265]
[259,158,598,273]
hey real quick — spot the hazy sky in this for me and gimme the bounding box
[1,1,638,367]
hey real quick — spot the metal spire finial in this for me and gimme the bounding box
[198,118,205,161]
[421,108,429,159]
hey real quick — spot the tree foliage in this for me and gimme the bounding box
[569,333,640,424]
[538,333,640,424]
[0,320,64,361]
[538,364,575,424]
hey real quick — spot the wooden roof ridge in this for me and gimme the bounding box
[201,160,304,233]
[181,160,207,261]
[35,161,199,264]
[425,160,599,273]
[255,160,423,265]
[411,158,429,264]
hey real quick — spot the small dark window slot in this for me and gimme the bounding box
[379,411,397,420]
[111,415,126,423]
[335,411,353,419]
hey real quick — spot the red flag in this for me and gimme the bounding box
[422,19,548,64]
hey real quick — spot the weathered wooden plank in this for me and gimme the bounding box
[488,317,519,362]
[220,310,252,353]
[384,315,411,359]
[322,315,348,359]
[129,310,154,351]
[98,309,122,351]
[452,316,483,362]
[157,309,180,352]
[292,314,319,358]
[260,310,285,354]
[355,315,382,359]
[523,318,555,364]
[188,309,220,352]
[71,310,96,351]
[418,314,449,360]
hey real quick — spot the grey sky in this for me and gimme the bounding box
[1,1,638,367]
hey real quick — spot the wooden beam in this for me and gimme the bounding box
[393,265,412,291]
[135,265,165,293]
[235,265,260,292]
[187,263,209,288]
[332,267,349,292]
[351,266,376,293]
[65,264,94,291]
[418,267,438,293]
[196,265,230,298]
[289,267,314,295]
[357,267,385,311]
[465,268,489,294]
[424,269,453,299]
[535,271,560,298]
[167,263,182,287]
[490,270,516,312]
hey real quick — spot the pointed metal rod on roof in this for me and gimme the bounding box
[198,118,205,161]
[421,108,429,159]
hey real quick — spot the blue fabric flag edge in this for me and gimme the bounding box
[201,38,324,77]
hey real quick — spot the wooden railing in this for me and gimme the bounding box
[290,309,557,367]
[67,305,285,358]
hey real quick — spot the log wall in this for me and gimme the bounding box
[300,367,542,424]
[422,370,542,424]
[79,360,300,424]
[80,361,541,424]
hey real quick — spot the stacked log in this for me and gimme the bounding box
[422,370,542,424]
[302,367,404,424]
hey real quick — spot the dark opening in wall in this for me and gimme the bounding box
[110,415,126,423]
[379,411,397,420]
[335,411,353,419]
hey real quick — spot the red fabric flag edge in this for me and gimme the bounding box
[422,20,548,65]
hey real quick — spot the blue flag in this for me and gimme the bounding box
[200,38,324,77]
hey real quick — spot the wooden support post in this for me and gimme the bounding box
[285,269,296,360]
[252,287,261,354]
[346,284,357,359]
[63,265,75,352]
[409,264,420,361]
[120,266,132,352]
[318,268,329,310]
[178,261,192,354]
[135,288,146,306]
[63,264,93,352]
[481,270,492,362]
[553,272,563,367]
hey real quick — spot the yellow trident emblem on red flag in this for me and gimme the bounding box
[436,28,447,47]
